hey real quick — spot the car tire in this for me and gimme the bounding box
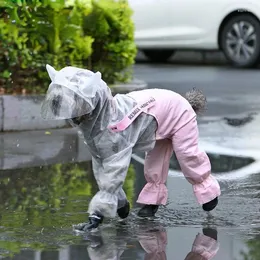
[142,49,175,63]
[220,14,260,68]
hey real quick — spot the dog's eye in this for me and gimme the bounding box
[71,117,82,125]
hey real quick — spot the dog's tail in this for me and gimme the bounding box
[184,88,207,115]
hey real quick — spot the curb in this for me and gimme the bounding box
[111,78,147,94]
[0,79,148,132]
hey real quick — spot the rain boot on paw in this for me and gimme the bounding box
[83,214,104,231]
[117,201,130,219]
[202,197,218,212]
[73,214,103,231]
[137,204,159,217]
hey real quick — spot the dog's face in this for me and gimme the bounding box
[41,64,112,122]
[42,82,93,120]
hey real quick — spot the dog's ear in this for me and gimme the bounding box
[46,64,57,81]
[79,71,102,96]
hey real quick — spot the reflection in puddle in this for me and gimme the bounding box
[1,217,220,260]
[84,224,219,260]
[0,159,259,259]
[170,152,255,173]
[0,161,136,258]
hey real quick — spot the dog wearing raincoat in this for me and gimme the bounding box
[41,64,221,231]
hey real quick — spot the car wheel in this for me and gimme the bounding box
[220,14,260,68]
[142,49,175,63]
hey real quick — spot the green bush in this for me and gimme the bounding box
[83,0,137,84]
[0,0,137,94]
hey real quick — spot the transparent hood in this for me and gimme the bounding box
[41,64,112,120]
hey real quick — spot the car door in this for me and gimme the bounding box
[128,0,173,47]
[168,0,222,47]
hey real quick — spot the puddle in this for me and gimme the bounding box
[0,157,259,259]
[0,161,137,258]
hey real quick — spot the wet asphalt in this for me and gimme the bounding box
[134,62,260,119]
[1,60,260,259]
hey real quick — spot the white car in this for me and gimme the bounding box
[128,0,260,68]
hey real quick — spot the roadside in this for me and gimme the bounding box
[0,79,147,132]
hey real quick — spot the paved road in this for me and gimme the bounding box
[133,63,260,119]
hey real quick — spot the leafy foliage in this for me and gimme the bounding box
[0,0,137,94]
[83,0,137,83]
[0,161,136,257]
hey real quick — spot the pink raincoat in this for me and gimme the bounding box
[110,88,221,206]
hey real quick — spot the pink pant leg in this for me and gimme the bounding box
[172,117,221,205]
[138,229,167,260]
[137,139,173,205]
[184,233,219,260]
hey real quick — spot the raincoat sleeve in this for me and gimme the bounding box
[173,117,221,205]
[87,133,133,218]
